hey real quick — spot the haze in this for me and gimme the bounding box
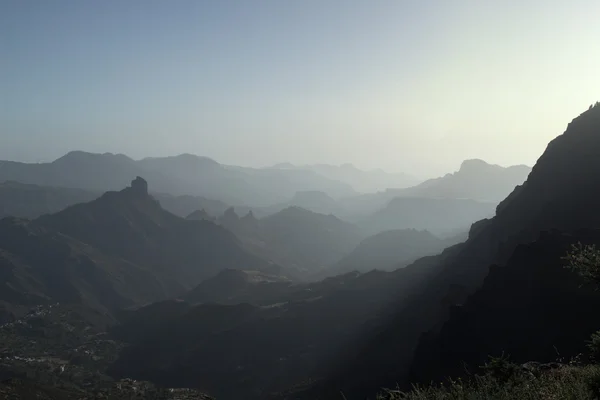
[2,0,599,178]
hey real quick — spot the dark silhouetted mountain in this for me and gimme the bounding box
[322,229,465,278]
[360,197,496,236]
[107,268,409,400]
[0,178,276,313]
[270,163,419,193]
[0,152,356,207]
[410,229,600,384]
[305,105,600,399]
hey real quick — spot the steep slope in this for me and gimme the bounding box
[322,229,464,277]
[309,105,600,398]
[34,177,274,287]
[0,177,275,313]
[0,217,166,312]
[410,229,600,384]
[360,197,496,236]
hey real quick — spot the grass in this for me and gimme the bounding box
[377,365,600,400]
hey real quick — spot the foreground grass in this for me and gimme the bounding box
[378,365,600,400]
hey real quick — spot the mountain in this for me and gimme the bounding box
[339,160,531,220]
[360,197,496,236]
[223,206,365,277]
[186,209,215,222]
[0,181,99,219]
[270,163,419,193]
[409,229,600,384]
[0,180,229,220]
[0,152,356,207]
[107,269,403,400]
[322,229,465,278]
[306,104,600,398]
[388,159,531,202]
[152,193,229,219]
[0,177,276,313]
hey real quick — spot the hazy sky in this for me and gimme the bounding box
[2,1,600,178]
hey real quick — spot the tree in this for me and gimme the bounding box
[563,242,600,286]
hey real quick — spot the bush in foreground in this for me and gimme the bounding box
[378,363,600,400]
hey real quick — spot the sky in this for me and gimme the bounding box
[1,0,600,178]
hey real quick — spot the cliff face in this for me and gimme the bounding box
[313,106,600,398]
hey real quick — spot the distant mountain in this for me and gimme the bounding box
[259,207,364,274]
[359,197,496,236]
[391,159,531,202]
[322,229,465,278]
[0,181,98,219]
[339,160,531,220]
[0,152,356,207]
[186,209,215,222]
[0,177,276,313]
[153,193,228,218]
[0,180,229,220]
[216,206,364,278]
[270,163,419,193]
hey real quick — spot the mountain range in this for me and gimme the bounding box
[269,162,419,193]
[0,177,277,315]
[0,152,356,207]
[83,105,600,400]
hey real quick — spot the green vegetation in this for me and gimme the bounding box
[378,363,600,400]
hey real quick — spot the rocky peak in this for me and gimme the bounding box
[130,176,148,196]
[458,159,491,174]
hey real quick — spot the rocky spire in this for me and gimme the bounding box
[130,176,148,196]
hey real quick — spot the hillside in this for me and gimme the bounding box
[258,207,364,276]
[323,229,464,277]
[305,104,600,398]
[216,206,364,278]
[0,177,276,313]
